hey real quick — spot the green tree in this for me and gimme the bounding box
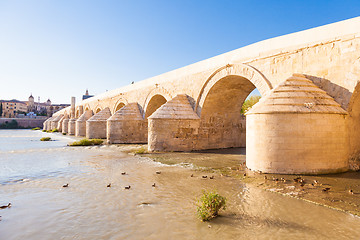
[241,95,261,114]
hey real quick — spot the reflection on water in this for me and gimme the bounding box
[0,130,360,240]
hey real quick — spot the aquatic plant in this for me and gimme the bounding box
[51,128,59,132]
[42,130,47,132]
[32,127,41,130]
[69,138,103,146]
[91,139,103,145]
[133,147,148,154]
[40,137,51,141]
[197,190,226,221]
[62,132,66,135]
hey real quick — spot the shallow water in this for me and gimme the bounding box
[1,130,360,240]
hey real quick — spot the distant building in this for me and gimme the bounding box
[0,94,70,118]
[26,94,53,116]
[82,89,94,100]
[0,99,27,118]
[26,94,70,117]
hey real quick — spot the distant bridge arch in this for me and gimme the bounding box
[113,96,128,114]
[143,86,172,118]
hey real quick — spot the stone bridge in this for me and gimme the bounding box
[45,17,360,175]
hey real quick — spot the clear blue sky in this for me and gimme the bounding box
[1,0,360,104]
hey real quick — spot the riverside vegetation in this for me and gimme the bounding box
[0,120,29,129]
[40,137,51,141]
[197,190,227,221]
[69,138,103,146]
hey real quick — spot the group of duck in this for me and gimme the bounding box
[264,175,355,194]
[61,171,163,191]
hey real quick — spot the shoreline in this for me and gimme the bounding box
[135,148,360,217]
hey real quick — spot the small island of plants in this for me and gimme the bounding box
[69,138,103,146]
[40,137,51,141]
[197,190,227,221]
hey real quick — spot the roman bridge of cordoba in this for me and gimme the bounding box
[45,17,360,175]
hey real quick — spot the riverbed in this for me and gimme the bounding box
[1,130,360,239]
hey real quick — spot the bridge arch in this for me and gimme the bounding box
[112,97,128,114]
[75,107,80,118]
[94,106,102,114]
[195,63,272,116]
[194,64,271,150]
[143,86,172,118]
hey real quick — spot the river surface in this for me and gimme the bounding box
[0,130,360,240]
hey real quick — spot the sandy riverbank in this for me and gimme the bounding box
[137,147,360,217]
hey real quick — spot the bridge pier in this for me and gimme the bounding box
[57,115,65,132]
[86,107,111,139]
[43,118,49,130]
[246,74,349,174]
[148,94,200,152]
[62,114,69,134]
[76,110,93,137]
[107,103,147,144]
[51,114,63,130]
[45,116,55,131]
[68,118,77,135]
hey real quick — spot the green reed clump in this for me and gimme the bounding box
[91,139,103,145]
[51,128,59,132]
[42,129,47,132]
[32,127,41,130]
[69,138,103,146]
[40,137,51,141]
[62,132,66,135]
[133,147,148,154]
[197,190,226,221]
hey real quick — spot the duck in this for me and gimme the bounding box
[349,189,354,194]
[124,185,131,190]
[0,203,11,209]
[210,176,214,179]
[107,183,111,188]
[243,173,246,177]
[190,174,194,177]
[121,172,126,175]
[322,187,330,192]
[293,177,301,183]
[156,171,161,174]
[152,183,156,187]
[63,183,69,188]
[264,176,268,180]
[202,175,207,179]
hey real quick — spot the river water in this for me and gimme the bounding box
[0,130,360,240]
